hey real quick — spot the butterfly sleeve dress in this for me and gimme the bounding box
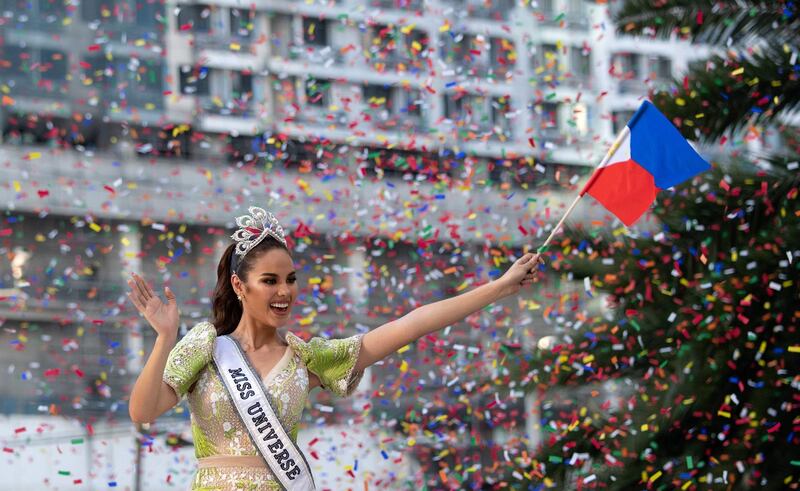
[162,321,365,490]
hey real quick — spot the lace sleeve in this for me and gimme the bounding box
[162,321,216,399]
[286,332,365,397]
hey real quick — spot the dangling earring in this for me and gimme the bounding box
[237,294,242,302]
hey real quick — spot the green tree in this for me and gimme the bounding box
[503,2,800,490]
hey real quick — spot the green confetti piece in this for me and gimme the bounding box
[58,470,70,476]
[71,438,84,444]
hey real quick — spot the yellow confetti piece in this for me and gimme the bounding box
[788,346,800,353]
[89,223,102,232]
[717,410,731,418]
[731,67,744,76]
[649,471,662,483]
[13,181,20,192]
[399,360,408,373]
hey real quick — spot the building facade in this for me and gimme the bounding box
[0,0,704,488]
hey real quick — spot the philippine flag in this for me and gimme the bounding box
[581,100,711,226]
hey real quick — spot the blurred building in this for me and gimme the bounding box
[0,0,705,488]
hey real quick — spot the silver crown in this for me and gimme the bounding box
[231,207,287,259]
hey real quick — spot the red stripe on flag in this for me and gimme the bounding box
[584,159,658,226]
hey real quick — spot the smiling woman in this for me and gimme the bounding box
[127,206,544,490]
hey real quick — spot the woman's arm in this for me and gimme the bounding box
[129,335,180,424]
[126,273,182,424]
[355,252,543,372]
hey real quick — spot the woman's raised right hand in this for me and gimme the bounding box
[126,273,179,339]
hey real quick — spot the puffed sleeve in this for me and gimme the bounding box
[163,321,217,399]
[285,332,365,397]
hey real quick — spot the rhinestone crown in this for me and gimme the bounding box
[230,207,287,260]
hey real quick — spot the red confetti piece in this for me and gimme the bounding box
[87,44,101,51]
[14,427,25,434]
[38,189,49,198]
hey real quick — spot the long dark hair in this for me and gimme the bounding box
[211,236,290,336]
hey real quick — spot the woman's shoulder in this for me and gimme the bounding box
[185,321,217,341]
[174,321,218,354]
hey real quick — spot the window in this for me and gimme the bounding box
[136,0,162,27]
[569,46,590,79]
[302,17,328,47]
[611,110,635,135]
[612,52,641,78]
[39,49,68,82]
[231,72,253,99]
[537,43,559,69]
[179,65,210,96]
[304,77,330,107]
[230,8,254,38]
[489,37,515,76]
[363,84,392,109]
[647,55,672,80]
[492,96,513,138]
[538,0,554,16]
[360,147,451,181]
[532,102,560,139]
[81,0,108,22]
[131,124,191,158]
[444,93,465,120]
[176,4,211,32]
[39,0,68,20]
[399,89,422,118]
[0,46,68,95]
[228,135,265,163]
[0,46,31,83]
[440,32,481,69]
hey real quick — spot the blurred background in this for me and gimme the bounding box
[0,0,798,489]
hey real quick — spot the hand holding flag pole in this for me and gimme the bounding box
[535,100,711,254]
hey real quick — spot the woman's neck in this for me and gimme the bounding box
[231,317,283,352]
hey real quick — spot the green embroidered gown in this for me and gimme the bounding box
[162,321,364,490]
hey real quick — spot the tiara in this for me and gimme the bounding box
[230,207,287,260]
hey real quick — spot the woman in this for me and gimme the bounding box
[127,206,544,490]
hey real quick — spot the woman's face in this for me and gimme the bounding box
[234,248,298,328]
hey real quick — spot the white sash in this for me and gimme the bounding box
[212,335,315,491]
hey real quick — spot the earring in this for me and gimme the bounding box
[237,294,242,302]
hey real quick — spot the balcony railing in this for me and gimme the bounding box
[618,78,648,94]
[288,44,345,65]
[200,97,256,117]
[369,0,424,9]
[194,35,254,53]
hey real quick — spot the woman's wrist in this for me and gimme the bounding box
[155,331,178,346]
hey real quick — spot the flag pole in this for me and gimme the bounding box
[536,126,631,254]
